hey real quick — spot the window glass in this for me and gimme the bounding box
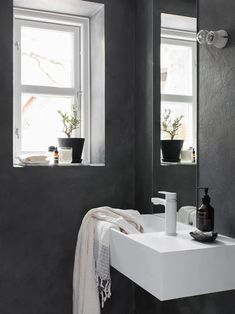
[14,9,93,164]
[21,26,74,88]
[21,94,74,152]
[161,43,193,96]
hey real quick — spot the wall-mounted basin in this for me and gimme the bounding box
[110,214,235,300]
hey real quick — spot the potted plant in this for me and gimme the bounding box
[161,109,184,162]
[57,104,85,163]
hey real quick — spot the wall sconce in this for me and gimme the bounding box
[197,30,229,48]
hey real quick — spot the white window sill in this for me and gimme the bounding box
[13,162,105,168]
[161,161,197,166]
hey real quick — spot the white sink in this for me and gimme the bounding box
[138,213,193,233]
[110,214,235,300]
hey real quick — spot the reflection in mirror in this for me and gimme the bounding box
[158,13,198,226]
[160,13,197,165]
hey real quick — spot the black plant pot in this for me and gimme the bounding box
[58,138,85,163]
[161,140,184,163]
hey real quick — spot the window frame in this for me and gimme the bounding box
[161,28,197,149]
[13,8,90,163]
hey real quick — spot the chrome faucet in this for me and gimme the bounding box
[151,191,177,236]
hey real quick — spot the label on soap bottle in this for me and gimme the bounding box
[197,211,213,232]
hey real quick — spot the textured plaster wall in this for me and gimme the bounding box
[0,0,136,313]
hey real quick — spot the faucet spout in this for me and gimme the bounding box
[151,197,166,206]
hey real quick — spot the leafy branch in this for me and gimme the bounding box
[58,104,80,138]
[161,109,183,140]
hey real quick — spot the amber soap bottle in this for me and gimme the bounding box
[53,147,59,165]
[197,188,214,232]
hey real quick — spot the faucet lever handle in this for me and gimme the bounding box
[158,191,177,201]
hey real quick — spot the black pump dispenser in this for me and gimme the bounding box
[202,188,210,204]
[197,187,214,232]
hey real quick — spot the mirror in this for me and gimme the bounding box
[160,13,197,165]
[158,11,197,226]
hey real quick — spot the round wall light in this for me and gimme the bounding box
[197,29,229,48]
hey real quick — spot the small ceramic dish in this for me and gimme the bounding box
[190,230,218,243]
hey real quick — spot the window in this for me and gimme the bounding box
[161,28,197,150]
[13,9,90,163]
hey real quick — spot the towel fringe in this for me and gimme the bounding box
[96,274,111,308]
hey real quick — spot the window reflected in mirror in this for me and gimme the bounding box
[160,13,197,164]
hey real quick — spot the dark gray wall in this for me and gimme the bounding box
[135,0,154,213]
[195,0,235,311]
[135,287,235,314]
[4,0,235,313]
[198,0,235,238]
[0,0,136,313]
[159,0,196,18]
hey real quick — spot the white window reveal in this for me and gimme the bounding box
[13,9,90,163]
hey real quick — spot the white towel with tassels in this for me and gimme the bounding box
[73,207,144,314]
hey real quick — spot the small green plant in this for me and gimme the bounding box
[161,109,183,140]
[57,104,80,138]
